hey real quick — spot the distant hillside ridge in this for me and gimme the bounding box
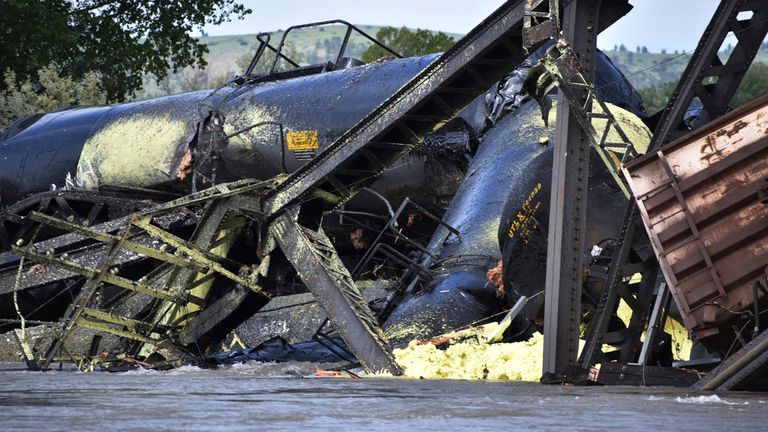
[601,43,768,90]
[140,25,462,98]
[139,26,768,102]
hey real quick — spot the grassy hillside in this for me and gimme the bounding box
[139,26,768,103]
[602,50,690,89]
[603,44,768,90]
[604,44,768,113]
[139,25,461,98]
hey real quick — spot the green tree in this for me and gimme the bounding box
[179,66,231,93]
[0,1,251,101]
[0,64,107,129]
[731,62,768,107]
[361,27,456,63]
[638,81,677,114]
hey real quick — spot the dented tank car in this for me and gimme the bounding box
[381,46,650,344]
[0,19,650,364]
[0,54,460,211]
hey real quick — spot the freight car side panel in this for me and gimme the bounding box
[624,95,768,348]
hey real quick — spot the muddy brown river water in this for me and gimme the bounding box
[1,362,765,431]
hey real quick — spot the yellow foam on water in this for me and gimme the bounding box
[392,315,691,380]
[393,322,551,381]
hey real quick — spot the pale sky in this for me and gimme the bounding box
[205,0,723,53]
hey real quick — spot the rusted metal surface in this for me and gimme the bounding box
[624,95,768,348]
[580,0,767,377]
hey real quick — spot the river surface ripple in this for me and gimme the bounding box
[1,362,766,431]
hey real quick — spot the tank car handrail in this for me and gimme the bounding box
[269,20,403,75]
[243,20,402,80]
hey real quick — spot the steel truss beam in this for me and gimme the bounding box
[653,0,768,145]
[271,210,403,374]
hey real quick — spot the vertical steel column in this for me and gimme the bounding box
[543,0,601,376]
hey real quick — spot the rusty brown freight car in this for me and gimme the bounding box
[623,95,768,353]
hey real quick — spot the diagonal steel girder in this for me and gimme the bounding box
[271,211,403,375]
[653,0,768,146]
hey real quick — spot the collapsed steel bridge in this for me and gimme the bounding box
[1,0,768,391]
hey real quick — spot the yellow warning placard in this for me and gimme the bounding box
[286,130,319,151]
